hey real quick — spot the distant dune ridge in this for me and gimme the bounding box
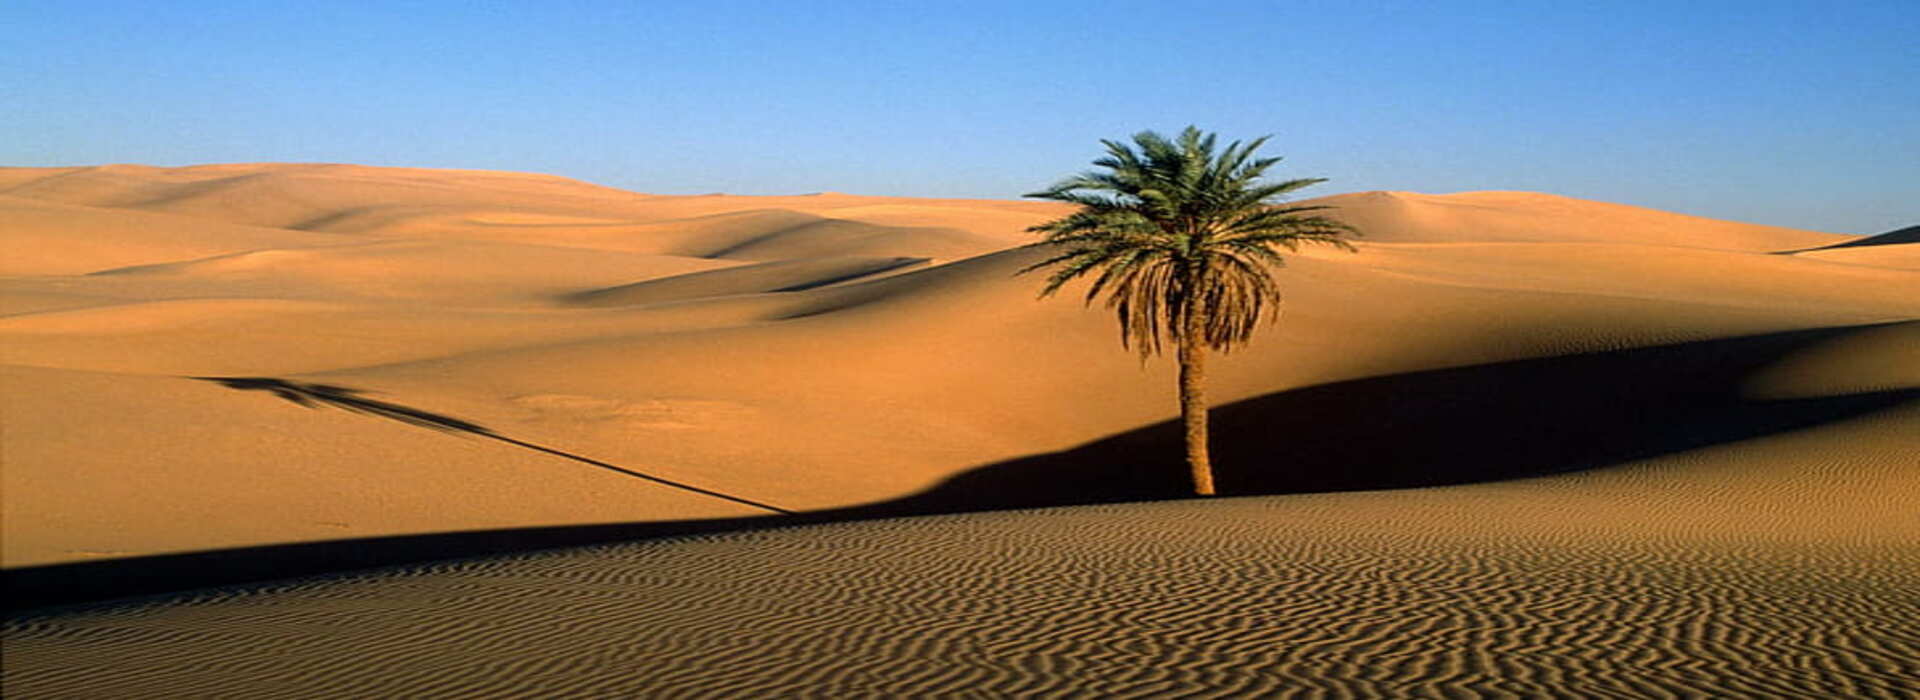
[2,163,1916,696]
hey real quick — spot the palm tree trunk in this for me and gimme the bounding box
[1178,309,1216,496]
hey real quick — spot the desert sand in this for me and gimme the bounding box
[2,164,1915,696]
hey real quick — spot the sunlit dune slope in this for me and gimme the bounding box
[0,163,667,230]
[1795,243,1920,270]
[0,196,352,275]
[1316,190,1851,249]
[566,256,931,307]
[0,365,760,565]
[83,239,733,305]
[1,164,1055,254]
[1,163,1913,568]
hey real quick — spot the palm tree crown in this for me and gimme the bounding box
[1021,126,1356,356]
[1021,126,1358,496]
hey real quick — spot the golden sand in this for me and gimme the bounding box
[2,164,1914,695]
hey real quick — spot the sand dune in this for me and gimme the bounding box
[1794,223,1920,251]
[566,256,931,307]
[0,366,762,569]
[1800,246,1920,271]
[0,195,353,275]
[2,164,1057,249]
[3,163,1915,695]
[2,162,1911,561]
[1793,237,1920,271]
[0,164,661,229]
[5,423,1915,695]
[84,239,732,305]
[1351,240,1920,315]
[1784,223,1919,271]
[1317,190,1851,249]
[669,216,1001,261]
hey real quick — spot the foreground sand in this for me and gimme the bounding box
[2,164,1916,694]
[5,445,1917,695]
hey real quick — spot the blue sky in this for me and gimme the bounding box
[4,1,1914,233]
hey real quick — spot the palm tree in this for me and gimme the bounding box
[1020,126,1359,496]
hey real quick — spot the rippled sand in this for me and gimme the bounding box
[6,491,1917,697]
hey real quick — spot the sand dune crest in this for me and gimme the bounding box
[1315,190,1851,250]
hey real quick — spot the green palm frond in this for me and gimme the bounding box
[1021,126,1360,357]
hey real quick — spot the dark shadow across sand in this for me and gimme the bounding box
[7,322,1913,612]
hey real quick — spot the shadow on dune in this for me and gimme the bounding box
[192,378,792,515]
[1778,223,1919,253]
[7,323,1914,612]
[894,322,1918,508]
[770,257,929,291]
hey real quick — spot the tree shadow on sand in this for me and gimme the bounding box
[7,323,1913,611]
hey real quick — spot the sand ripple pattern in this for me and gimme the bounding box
[6,499,1918,698]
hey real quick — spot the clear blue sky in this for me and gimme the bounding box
[4,1,1914,233]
